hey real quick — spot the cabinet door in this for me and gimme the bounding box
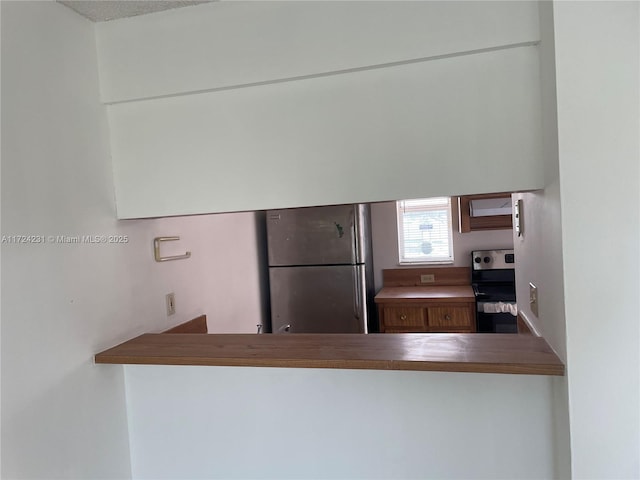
[458,194,513,233]
[382,306,427,331]
[427,306,473,329]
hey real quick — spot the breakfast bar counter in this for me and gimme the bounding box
[95,332,564,376]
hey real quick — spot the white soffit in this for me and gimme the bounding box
[58,1,215,22]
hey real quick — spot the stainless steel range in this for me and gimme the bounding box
[472,249,518,333]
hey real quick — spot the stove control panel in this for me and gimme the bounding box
[472,249,515,270]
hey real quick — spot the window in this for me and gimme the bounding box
[397,197,454,264]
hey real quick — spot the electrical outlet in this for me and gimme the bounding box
[420,274,435,284]
[166,293,176,316]
[529,283,538,317]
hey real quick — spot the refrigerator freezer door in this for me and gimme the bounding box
[267,204,367,266]
[269,265,366,333]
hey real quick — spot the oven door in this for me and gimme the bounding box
[476,302,518,333]
[472,284,516,303]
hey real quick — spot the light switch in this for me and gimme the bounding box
[529,283,538,317]
[166,292,176,316]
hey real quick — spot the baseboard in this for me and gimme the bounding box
[517,312,540,337]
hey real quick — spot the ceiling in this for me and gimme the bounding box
[58,1,215,22]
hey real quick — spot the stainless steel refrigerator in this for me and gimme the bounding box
[266,204,375,333]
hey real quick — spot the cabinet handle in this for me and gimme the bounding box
[400,314,407,321]
[444,314,451,321]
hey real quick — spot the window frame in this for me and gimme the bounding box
[396,196,455,265]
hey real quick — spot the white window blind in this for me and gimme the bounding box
[397,197,454,264]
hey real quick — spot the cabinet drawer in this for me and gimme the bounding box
[427,306,473,328]
[382,307,426,328]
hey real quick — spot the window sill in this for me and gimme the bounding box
[398,261,454,266]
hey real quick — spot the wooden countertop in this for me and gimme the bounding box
[95,333,564,376]
[374,286,475,303]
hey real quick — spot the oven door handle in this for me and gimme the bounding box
[472,285,488,298]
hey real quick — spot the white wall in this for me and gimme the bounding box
[512,189,566,355]
[95,1,540,104]
[96,1,545,219]
[513,5,571,478]
[0,1,4,474]
[199,211,268,334]
[2,3,131,476]
[554,1,640,477]
[371,201,514,291]
[0,2,266,477]
[125,365,555,480]
[107,45,543,219]
[512,0,566,361]
[512,186,571,479]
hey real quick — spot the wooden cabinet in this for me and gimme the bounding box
[458,193,513,233]
[382,306,426,331]
[427,306,473,329]
[378,302,475,333]
[374,277,476,334]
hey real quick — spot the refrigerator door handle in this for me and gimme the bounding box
[351,221,357,265]
[353,205,365,264]
[353,266,361,320]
